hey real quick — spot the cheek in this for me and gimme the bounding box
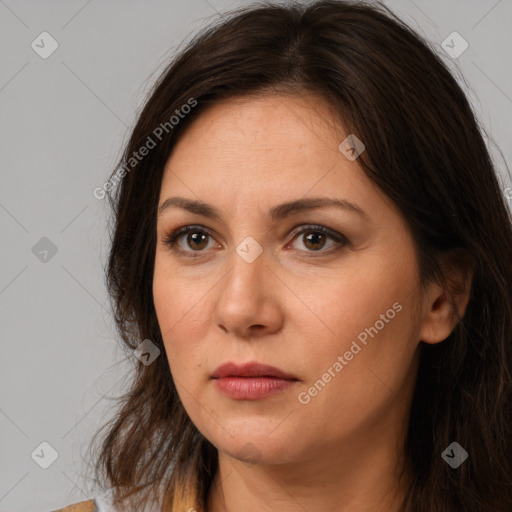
[296,254,418,357]
[153,254,206,337]
[152,261,216,385]
[293,253,421,412]
[153,269,220,442]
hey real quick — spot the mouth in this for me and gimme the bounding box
[211,361,299,400]
[211,361,298,380]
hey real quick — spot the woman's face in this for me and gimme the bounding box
[153,93,427,466]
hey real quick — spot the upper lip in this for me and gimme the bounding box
[211,361,298,380]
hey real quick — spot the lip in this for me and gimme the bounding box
[211,361,298,380]
[211,361,299,400]
[213,377,298,400]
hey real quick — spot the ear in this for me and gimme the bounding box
[419,249,475,344]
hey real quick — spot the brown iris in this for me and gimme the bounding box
[187,232,209,250]
[302,231,326,251]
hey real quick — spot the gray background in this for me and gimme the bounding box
[1,1,511,511]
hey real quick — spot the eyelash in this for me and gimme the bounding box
[161,224,349,259]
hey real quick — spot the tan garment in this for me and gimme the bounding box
[50,498,97,512]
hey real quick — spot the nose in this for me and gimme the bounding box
[211,244,284,339]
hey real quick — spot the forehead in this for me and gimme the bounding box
[185,92,341,137]
[156,94,404,234]
[160,93,359,191]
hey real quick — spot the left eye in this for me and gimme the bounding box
[162,224,348,257]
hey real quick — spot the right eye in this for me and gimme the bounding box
[162,225,220,258]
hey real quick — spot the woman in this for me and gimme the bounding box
[55,0,512,511]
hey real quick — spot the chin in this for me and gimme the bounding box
[210,427,304,466]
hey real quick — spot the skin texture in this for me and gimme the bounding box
[153,94,472,512]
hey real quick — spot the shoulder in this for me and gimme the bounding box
[50,498,98,512]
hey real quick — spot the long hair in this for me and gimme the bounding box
[85,1,512,510]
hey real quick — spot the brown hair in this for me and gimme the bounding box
[84,1,512,510]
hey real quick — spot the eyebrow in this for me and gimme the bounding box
[157,196,368,221]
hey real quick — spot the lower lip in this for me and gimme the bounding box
[213,377,298,400]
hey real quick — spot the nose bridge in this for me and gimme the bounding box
[212,233,276,331]
[222,234,267,301]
